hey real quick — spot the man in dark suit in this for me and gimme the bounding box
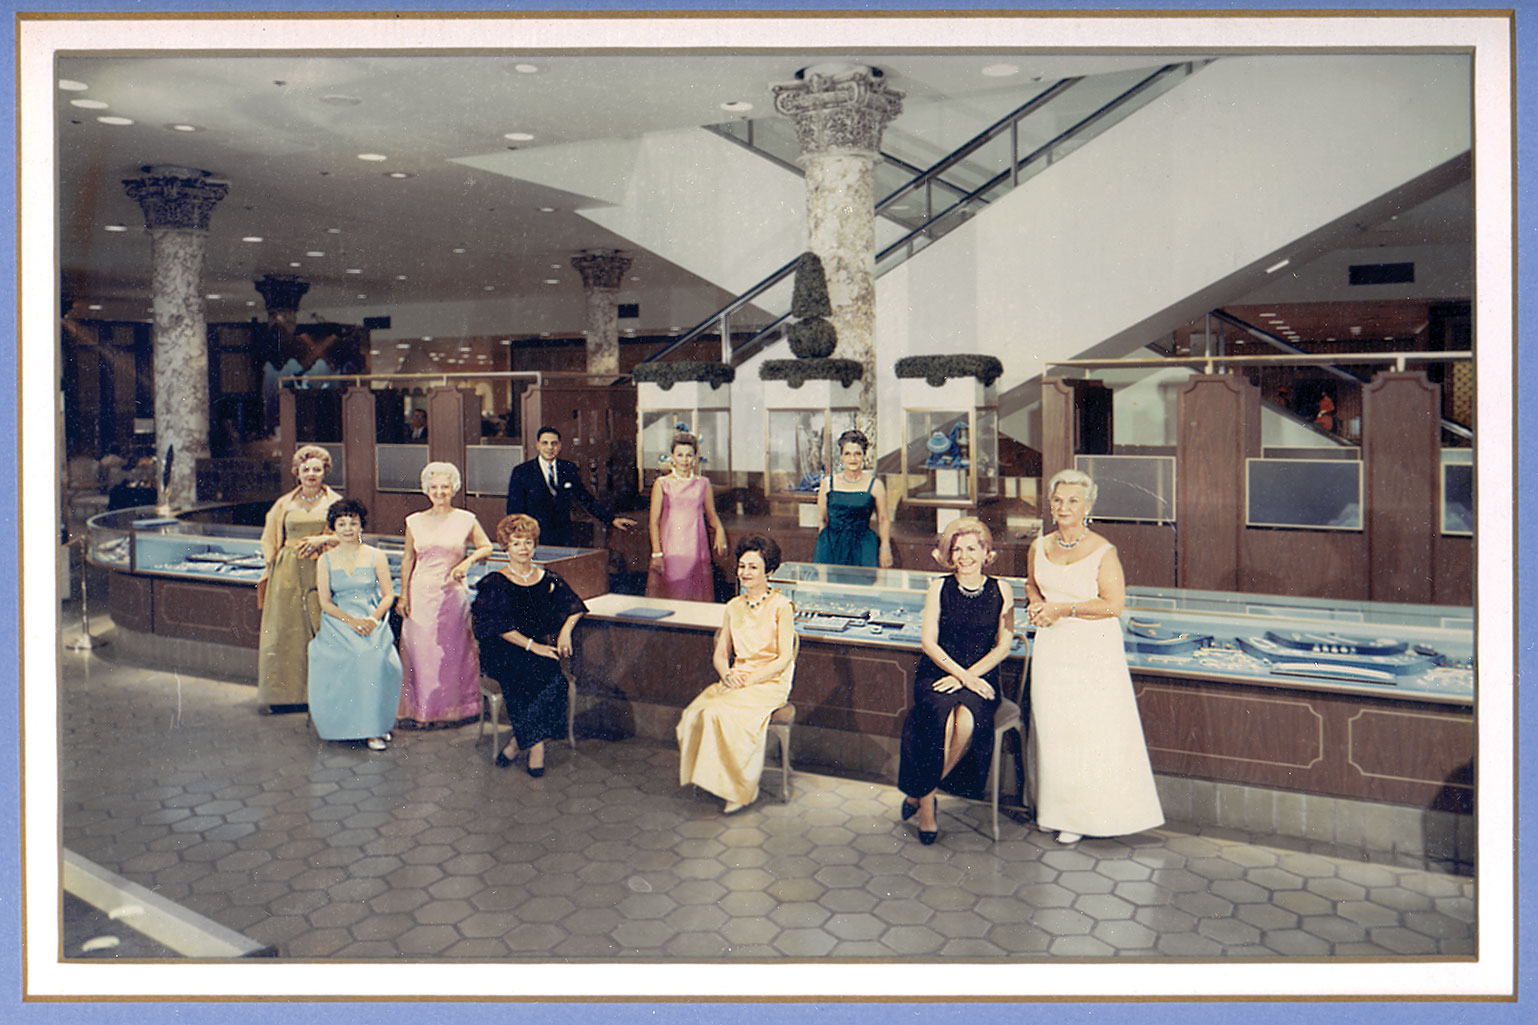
[506,425,637,547]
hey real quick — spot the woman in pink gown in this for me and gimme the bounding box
[396,461,494,728]
[646,432,727,602]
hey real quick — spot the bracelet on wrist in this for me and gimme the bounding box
[525,637,534,651]
[651,551,663,558]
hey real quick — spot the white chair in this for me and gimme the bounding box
[477,667,577,765]
[763,703,795,802]
[985,643,1030,841]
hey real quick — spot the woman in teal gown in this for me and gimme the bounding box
[308,499,403,750]
[812,429,893,568]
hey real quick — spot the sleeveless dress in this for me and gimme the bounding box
[647,475,714,602]
[813,476,879,566]
[471,570,587,751]
[256,500,336,707]
[676,591,796,806]
[1030,542,1164,837]
[397,508,483,728]
[898,576,1004,801]
[307,552,403,741]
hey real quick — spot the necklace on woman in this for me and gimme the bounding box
[1056,530,1086,550]
[743,588,772,611]
[296,489,323,506]
[956,576,987,597]
[840,469,863,484]
[506,563,539,583]
[669,468,694,481]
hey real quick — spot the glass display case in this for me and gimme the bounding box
[762,378,859,504]
[637,382,731,488]
[1245,457,1363,530]
[1441,448,1473,536]
[767,561,1473,703]
[899,377,999,510]
[376,443,430,493]
[1075,454,1176,523]
[465,443,524,497]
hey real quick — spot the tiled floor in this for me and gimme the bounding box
[56,629,1475,961]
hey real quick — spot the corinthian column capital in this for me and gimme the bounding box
[771,64,905,161]
[123,166,229,232]
[570,249,632,292]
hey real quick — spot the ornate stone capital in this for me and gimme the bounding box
[570,250,632,292]
[254,273,310,314]
[772,65,904,161]
[123,171,229,232]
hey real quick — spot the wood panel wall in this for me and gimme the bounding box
[1176,374,1260,591]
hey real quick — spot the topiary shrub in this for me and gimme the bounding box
[894,354,1004,388]
[790,251,833,319]
[760,357,863,389]
[787,317,837,359]
[631,360,735,390]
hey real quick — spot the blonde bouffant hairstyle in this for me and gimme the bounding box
[931,516,996,571]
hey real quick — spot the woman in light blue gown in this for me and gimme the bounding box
[308,499,403,750]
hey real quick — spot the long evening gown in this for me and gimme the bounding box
[677,591,796,806]
[1030,542,1164,837]
[897,576,1004,801]
[397,508,482,728]
[813,476,879,566]
[647,475,714,602]
[471,569,587,752]
[256,502,335,707]
[307,554,403,741]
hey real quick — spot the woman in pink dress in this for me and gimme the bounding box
[396,461,494,728]
[646,432,727,602]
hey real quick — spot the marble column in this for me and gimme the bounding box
[123,167,229,508]
[570,249,631,376]
[254,273,309,337]
[773,64,903,441]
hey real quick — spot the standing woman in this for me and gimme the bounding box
[813,430,893,568]
[308,499,402,751]
[896,517,1015,845]
[256,444,342,711]
[677,535,796,814]
[471,515,588,777]
[646,432,728,601]
[396,461,494,729]
[1026,468,1163,844]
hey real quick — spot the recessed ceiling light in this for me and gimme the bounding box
[289,261,302,268]
[500,339,512,345]
[550,264,561,269]
[395,342,412,349]
[669,326,681,332]
[369,349,380,356]
[346,268,362,274]
[458,345,472,352]
[503,131,535,142]
[86,303,102,311]
[483,285,495,291]
[58,79,89,92]
[357,153,388,162]
[540,332,551,338]
[326,227,342,234]
[514,64,540,74]
[422,336,434,342]
[1264,258,1291,274]
[246,300,256,306]
[538,207,556,213]
[385,171,414,179]
[629,276,640,282]
[103,224,128,232]
[719,101,752,113]
[70,98,108,110]
[306,251,325,257]
[97,116,134,126]
[982,64,1020,77]
[1258,312,1276,317]
[206,293,221,300]
[241,236,263,243]
[168,123,201,133]
[396,275,408,281]
[543,279,559,285]
[319,94,363,106]
[452,247,467,254]
[356,294,367,299]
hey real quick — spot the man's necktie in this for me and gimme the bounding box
[547,464,558,494]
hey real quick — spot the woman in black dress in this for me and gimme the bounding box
[471,514,587,777]
[896,516,1016,844]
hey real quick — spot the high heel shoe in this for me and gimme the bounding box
[917,796,939,845]
[901,797,920,821]
[495,746,517,769]
[526,763,545,778]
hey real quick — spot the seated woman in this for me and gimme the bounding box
[676,534,796,814]
[307,499,402,751]
[471,514,588,778]
[896,517,1016,845]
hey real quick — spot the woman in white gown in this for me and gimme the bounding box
[1025,468,1163,845]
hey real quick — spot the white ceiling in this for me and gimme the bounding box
[56,53,1200,332]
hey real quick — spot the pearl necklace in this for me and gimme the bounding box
[956,577,988,598]
[669,469,695,481]
[506,563,539,583]
[295,489,324,506]
[1056,530,1086,550]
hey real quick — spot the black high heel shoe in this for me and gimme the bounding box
[901,797,920,822]
[526,764,545,778]
[918,796,939,845]
[495,746,517,769]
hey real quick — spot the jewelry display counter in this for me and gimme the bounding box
[85,506,609,678]
[575,562,1474,827]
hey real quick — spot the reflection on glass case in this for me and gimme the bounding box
[1075,455,1176,523]
[900,377,998,507]
[639,409,731,486]
[1441,449,1472,536]
[766,561,1472,702]
[763,379,859,498]
[1245,458,1363,531]
[376,443,430,493]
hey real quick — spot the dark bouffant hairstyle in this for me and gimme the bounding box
[734,533,782,574]
[836,429,868,453]
[326,497,369,531]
